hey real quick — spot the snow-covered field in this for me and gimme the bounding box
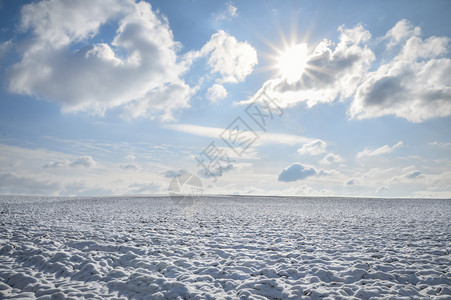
[0,195,450,299]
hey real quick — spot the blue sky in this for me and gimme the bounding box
[0,0,450,197]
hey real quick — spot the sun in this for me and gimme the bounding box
[277,43,308,84]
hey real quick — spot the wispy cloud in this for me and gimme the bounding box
[391,165,423,182]
[0,143,172,196]
[215,2,238,22]
[376,185,389,193]
[44,156,97,169]
[0,172,62,195]
[164,123,313,146]
[357,141,403,158]
[429,141,451,149]
[119,164,138,171]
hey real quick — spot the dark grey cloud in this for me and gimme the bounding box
[120,164,138,171]
[361,75,405,106]
[405,170,422,179]
[164,169,188,178]
[345,178,358,186]
[278,163,316,182]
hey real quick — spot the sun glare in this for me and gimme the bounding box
[277,43,308,84]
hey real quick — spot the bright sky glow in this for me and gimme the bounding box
[277,43,308,84]
[0,0,450,198]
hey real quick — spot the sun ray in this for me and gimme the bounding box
[253,18,317,81]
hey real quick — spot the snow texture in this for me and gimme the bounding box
[0,195,450,299]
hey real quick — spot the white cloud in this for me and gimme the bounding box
[121,81,197,121]
[70,156,96,168]
[384,19,421,49]
[320,153,343,165]
[7,0,195,120]
[238,24,374,108]
[350,59,451,123]
[278,163,316,182]
[297,139,327,155]
[20,0,128,48]
[357,141,403,158]
[349,20,451,123]
[207,84,227,102]
[396,36,449,61]
[196,30,258,83]
[237,20,450,124]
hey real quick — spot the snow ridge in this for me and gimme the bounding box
[0,196,450,299]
